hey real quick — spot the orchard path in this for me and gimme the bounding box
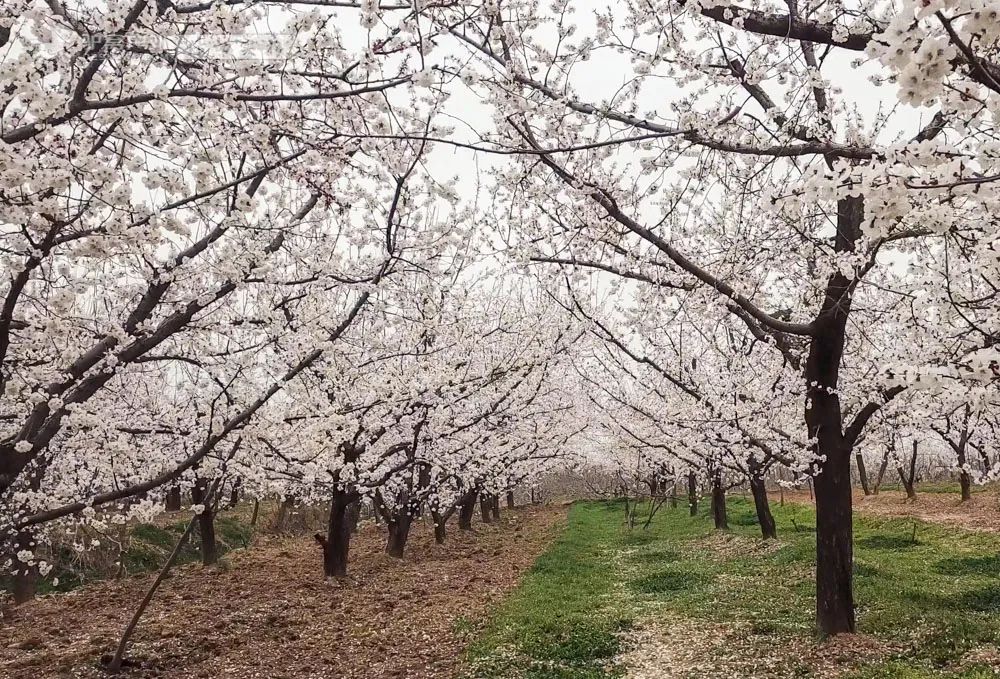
[0,505,566,679]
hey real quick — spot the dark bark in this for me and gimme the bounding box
[317,490,357,578]
[227,480,240,509]
[897,441,918,500]
[491,496,500,520]
[956,409,973,502]
[810,409,853,635]
[813,446,854,635]
[385,513,413,558]
[949,425,973,502]
[805,196,862,636]
[670,482,678,509]
[347,497,361,533]
[165,486,182,512]
[959,472,972,502]
[197,505,217,566]
[479,495,493,524]
[191,480,217,566]
[10,530,38,604]
[250,499,260,527]
[415,463,431,518]
[873,452,890,495]
[710,468,728,530]
[687,472,698,516]
[897,472,915,499]
[431,510,447,544]
[646,477,659,499]
[458,491,477,530]
[506,490,515,509]
[749,470,777,540]
[856,454,871,496]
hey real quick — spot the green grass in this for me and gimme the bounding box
[468,498,1000,678]
[877,481,997,496]
[465,501,631,678]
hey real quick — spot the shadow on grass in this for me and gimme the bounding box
[856,534,922,550]
[634,548,680,564]
[934,554,1000,577]
[629,567,711,594]
[954,585,1000,613]
[729,512,761,527]
[852,561,880,578]
[623,531,657,546]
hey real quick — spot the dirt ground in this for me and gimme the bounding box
[0,505,566,679]
[783,487,1000,533]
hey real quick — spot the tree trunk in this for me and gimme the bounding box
[856,454,871,496]
[458,491,477,530]
[670,482,678,509]
[385,514,413,558]
[807,323,855,634]
[491,496,500,520]
[317,491,356,578]
[749,470,777,540]
[813,445,854,635]
[953,441,972,501]
[873,452,890,495]
[506,490,515,509]
[192,480,217,566]
[227,480,240,509]
[10,530,38,604]
[274,495,296,533]
[414,463,431,519]
[197,506,217,565]
[250,499,260,527]
[687,472,698,516]
[897,441,918,500]
[803,198,865,636]
[710,468,728,530]
[165,486,182,512]
[479,495,493,524]
[431,510,447,544]
[347,497,361,533]
[897,468,916,499]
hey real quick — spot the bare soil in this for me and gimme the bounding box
[782,487,1000,533]
[0,505,565,679]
